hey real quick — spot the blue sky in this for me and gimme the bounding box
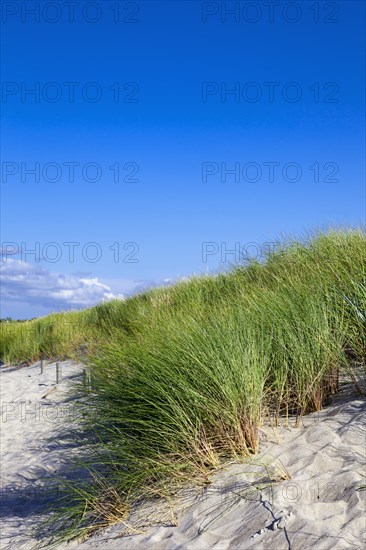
[1,0,365,319]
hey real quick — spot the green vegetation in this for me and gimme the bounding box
[1,229,365,541]
[0,310,91,364]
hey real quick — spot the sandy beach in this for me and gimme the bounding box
[1,360,365,550]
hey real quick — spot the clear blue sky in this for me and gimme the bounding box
[1,0,365,319]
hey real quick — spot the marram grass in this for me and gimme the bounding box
[1,229,365,543]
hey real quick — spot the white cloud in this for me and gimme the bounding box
[0,260,183,319]
[0,259,124,310]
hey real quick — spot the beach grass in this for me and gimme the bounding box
[1,228,365,541]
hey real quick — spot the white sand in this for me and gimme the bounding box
[1,361,365,549]
[0,361,84,549]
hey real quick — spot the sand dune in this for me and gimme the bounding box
[1,361,365,549]
[0,361,83,550]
